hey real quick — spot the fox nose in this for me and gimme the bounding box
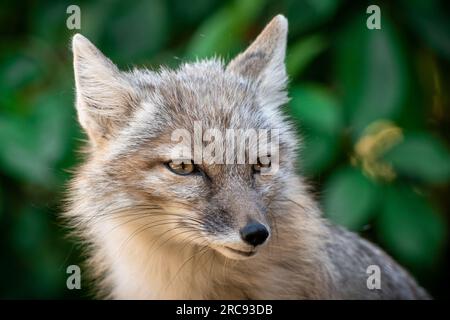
[240,222,269,246]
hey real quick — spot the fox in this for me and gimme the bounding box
[65,14,430,299]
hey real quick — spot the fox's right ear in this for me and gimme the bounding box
[72,34,138,147]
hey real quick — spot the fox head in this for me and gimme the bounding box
[70,15,299,260]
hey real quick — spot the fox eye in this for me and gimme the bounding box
[253,156,271,173]
[166,160,196,175]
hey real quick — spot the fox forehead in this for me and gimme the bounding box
[134,61,270,127]
[109,62,284,150]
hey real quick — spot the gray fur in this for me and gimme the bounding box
[65,15,430,299]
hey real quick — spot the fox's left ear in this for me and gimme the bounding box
[227,15,288,97]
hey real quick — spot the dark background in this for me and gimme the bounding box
[0,0,449,299]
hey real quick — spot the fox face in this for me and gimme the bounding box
[69,15,430,300]
[71,15,298,261]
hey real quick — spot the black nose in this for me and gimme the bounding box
[240,222,269,246]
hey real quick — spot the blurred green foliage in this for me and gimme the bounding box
[0,0,449,298]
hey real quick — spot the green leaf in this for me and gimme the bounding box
[0,116,51,185]
[290,84,343,175]
[377,185,446,271]
[285,0,341,35]
[323,166,379,230]
[30,2,68,41]
[171,0,222,25]
[0,53,42,95]
[0,91,73,187]
[290,84,342,134]
[11,207,50,255]
[336,15,407,137]
[383,132,450,183]
[300,130,339,175]
[185,0,266,59]
[287,35,327,79]
[11,206,66,298]
[34,93,74,164]
[400,0,450,60]
[99,0,169,63]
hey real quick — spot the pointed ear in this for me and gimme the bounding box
[72,34,138,146]
[227,15,288,93]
